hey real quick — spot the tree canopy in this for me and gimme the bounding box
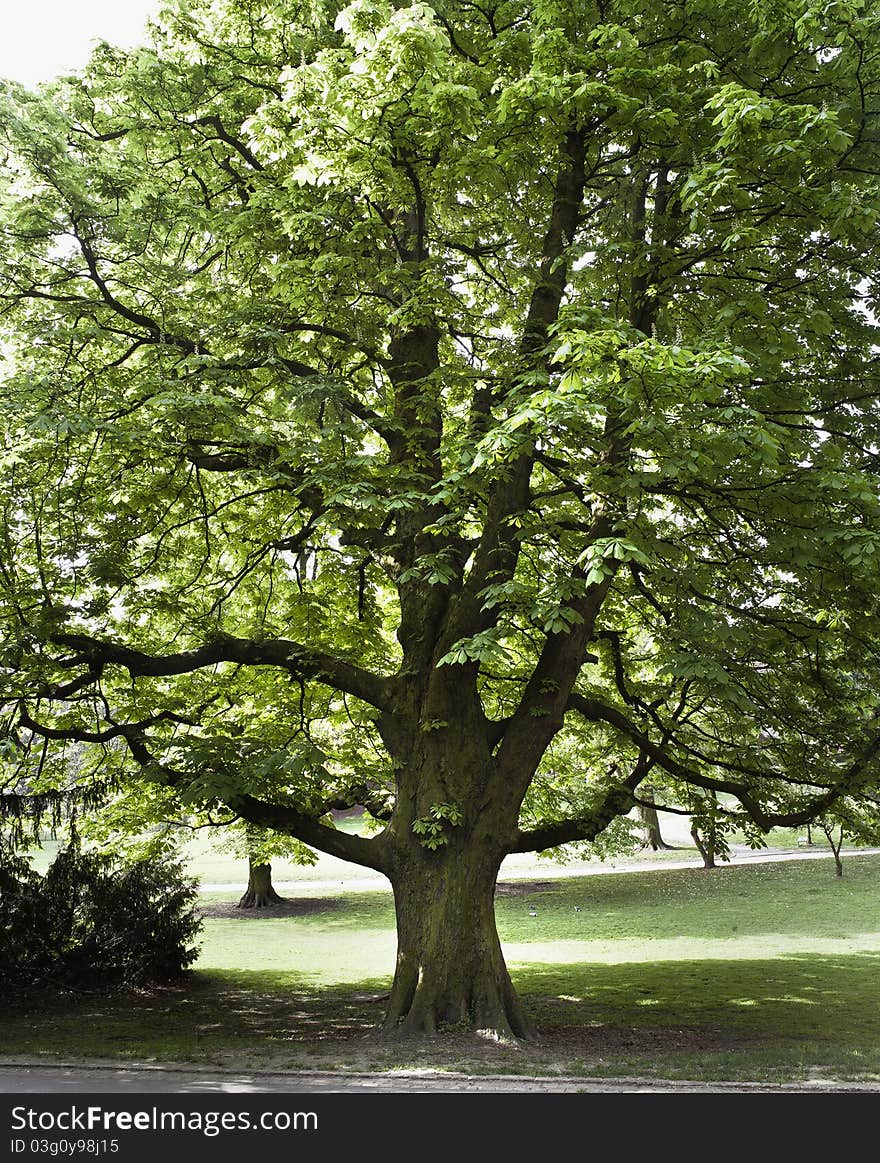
[2,0,880,1036]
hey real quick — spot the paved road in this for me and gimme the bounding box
[3,1063,880,1093]
[205,844,880,893]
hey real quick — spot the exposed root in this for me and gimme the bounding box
[236,889,286,909]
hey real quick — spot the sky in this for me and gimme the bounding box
[0,1,162,87]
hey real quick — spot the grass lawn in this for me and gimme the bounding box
[5,845,880,1083]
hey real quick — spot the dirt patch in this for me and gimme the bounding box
[199,897,345,920]
[193,1011,763,1079]
[381,1006,759,1061]
[525,1020,758,1059]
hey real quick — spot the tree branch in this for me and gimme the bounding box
[17,706,196,744]
[512,777,643,853]
[190,115,266,172]
[119,727,392,873]
[565,693,877,830]
[226,793,390,872]
[51,632,395,710]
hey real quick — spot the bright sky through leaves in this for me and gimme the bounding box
[0,1,160,86]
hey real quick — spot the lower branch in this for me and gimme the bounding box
[565,693,878,831]
[228,793,390,873]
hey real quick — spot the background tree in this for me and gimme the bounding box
[239,858,283,908]
[3,0,880,1038]
[814,798,880,877]
[230,822,317,908]
[688,790,730,870]
[635,784,674,852]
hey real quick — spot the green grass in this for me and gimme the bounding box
[5,850,880,1083]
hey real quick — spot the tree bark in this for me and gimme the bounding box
[638,790,673,850]
[383,842,529,1040]
[691,824,716,869]
[237,860,284,908]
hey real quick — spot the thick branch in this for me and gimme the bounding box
[118,729,392,872]
[493,565,616,786]
[17,707,194,743]
[512,777,642,853]
[190,115,265,172]
[51,631,395,710]
[227,794,390,872]
[444,129,590,646]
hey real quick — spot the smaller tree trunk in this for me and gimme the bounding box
[691,824,716,869]
[638,791,673,851]
[816,821,844,877]
[826,826,844,877]
[237,860,285,908]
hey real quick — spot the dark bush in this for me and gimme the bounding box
[0,839,203,991]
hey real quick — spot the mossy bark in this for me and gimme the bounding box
[383,842,529,1040]
[375,687,531,1040]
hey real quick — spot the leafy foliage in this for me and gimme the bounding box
[411,801,463,848]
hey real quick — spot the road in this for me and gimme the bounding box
[3,1062,880,1093]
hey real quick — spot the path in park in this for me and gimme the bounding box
[203,839,880,893]
[202,846,878,888]
[201,806,880,893]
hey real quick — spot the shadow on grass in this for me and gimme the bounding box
[516,951,880,1044]
[197,890,395,931]
[200,897,349,920]
[3,972,392,1063]
[6,952,880,1082]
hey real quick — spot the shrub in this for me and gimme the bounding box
[0,839,203,991]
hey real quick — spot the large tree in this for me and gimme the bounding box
[3,0,880,1038]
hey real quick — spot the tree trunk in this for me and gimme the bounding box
[382,844,529,1040]
[818,821,844,877]
[237,860,284,908]
[691,824,716,869]
[638,791,673,850]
